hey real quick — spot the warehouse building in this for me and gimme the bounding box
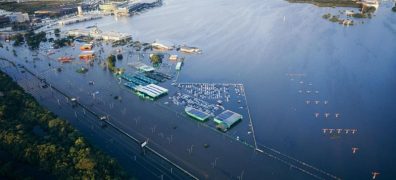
[214,110,242,132]
[185,107,210,122]
[134,84,168,99]
[68,28,131,41]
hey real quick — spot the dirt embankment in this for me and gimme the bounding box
[286,0,360,8]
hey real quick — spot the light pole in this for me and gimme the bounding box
[212,157,219,168]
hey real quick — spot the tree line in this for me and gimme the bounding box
[0,70,131,179]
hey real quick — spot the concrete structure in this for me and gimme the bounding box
[77,6,83,16]
[58,15,102,25]
[175,61,183,71]
[169,55,178,61]
[214,110,242,132]
[68,28,131,41]
[59,15,102,26]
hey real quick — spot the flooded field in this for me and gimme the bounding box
[1,0,396,179]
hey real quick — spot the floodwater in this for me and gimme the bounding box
[3,0,396,179]
[87,0,396,179]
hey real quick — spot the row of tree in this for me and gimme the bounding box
[12,30,47,49]
[0,70,130,179]
[11,28,75,49]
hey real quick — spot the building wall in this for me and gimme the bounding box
[99,4,117,12]
[0,16,11,28]
[8,12,29,23]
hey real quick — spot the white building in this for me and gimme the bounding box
[68,28,131,41]
[99,1,128,13]
[151,42,173,50]
[77,6,83,16]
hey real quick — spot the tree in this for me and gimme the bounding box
[76,158,96,171]
[0,71,129,179]
[24,30,47,50]
[53,38,72,49]
[149,53,163,66]
[106,54,116,72]
[54,28,60,37]
[12,33,24,46]
[393,3,396,12]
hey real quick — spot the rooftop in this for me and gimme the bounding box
[134,84,168,98]
[185,107,210,121]
[214,110,242,128]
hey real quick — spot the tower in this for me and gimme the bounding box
[77,6,83,16]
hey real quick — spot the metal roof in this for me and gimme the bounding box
[185,107,210,121]
[214,110,242,128]
[134,84,168,98]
